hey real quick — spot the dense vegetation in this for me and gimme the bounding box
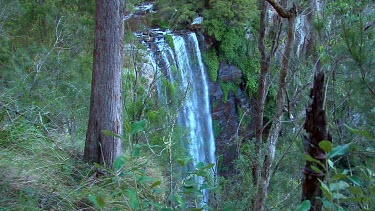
[0,0,374,210]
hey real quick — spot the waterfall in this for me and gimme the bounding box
[172,33,216,169]
[296,14,306,57]
[147,30,216,203]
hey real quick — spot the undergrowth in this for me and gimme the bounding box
[0,115,167,210]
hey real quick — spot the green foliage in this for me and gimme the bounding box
[219,82,237,103]
[296,200,311,211]
[202,49,219,82]
[308,129,375,210]
[202,0,257,41]
[154,0,205,29]
[86,127,216,210]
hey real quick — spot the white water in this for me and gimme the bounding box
[296,14,306,57]
[149,31,216,204]
[172,33,216,169]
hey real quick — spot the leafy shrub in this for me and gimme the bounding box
[202,49,219,82]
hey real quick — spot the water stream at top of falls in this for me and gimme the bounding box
[146,30,216,203]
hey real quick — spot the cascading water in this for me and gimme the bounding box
[147,30,216,203]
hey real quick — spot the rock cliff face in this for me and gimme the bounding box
[208,61,254,176]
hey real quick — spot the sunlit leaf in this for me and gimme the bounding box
[328,159,335,169]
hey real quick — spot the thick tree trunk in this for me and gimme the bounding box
[302,72,331,211]
[84,0,125,168]
[301,1,331,209]
[253,1,296,210]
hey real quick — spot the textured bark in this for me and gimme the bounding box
[253,0,269,186]
[253,0,281,186]
[301,1,331,209]
[302,72,332,211]
[253,1,296,210]
[84,0,125,168]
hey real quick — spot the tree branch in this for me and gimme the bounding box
[265,0,294,18]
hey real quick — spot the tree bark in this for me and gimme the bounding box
[302,72,331,211]
[253,1,296,210]
[84,0,125,168]
[301,1,332,209]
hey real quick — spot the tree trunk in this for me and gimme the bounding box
[302,72,332,211]
[253,1,296,210]
[301,1,332,209]
[84,0,125,168]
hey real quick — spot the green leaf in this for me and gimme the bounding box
[132,144,141,157]
[114,156,125,171]
[88,194,105,208]
[191,208,203,211]
[348,186,363,195]
[319,140,332,153]
[331,173,348,181]
[330,180,349,191]
[333,192,347,199]
[348,176,362,186]
[310,165,323,174]
[102,130,123,139]
[328,143,351,159]
[345,124,374,140]
[137,176,153,183]
[296,200,311,211]
[130,120,146,135]
[203,163,215,170]
[328,159,335,169]
[151,180,161,189]
[319,179,332,200]
[177,159,185,166]
[126,189,139,210]
[195,162,205,170]
[305,154,323,167]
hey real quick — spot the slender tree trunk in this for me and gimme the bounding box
[84,0,125,168]
[253,0,270,186]
[253,1,296,210]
